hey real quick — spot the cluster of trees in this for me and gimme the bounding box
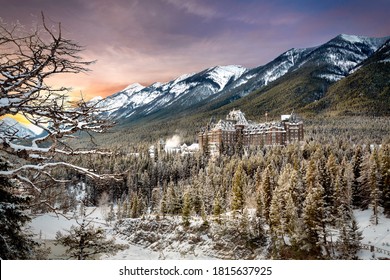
[49,137,389,259]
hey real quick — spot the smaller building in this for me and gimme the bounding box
[198,109,303,155]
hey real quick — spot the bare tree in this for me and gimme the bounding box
[0,14,117,203]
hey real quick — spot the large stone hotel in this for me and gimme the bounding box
[198,109,304,155]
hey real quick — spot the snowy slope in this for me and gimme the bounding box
[0,116,40,138]
[308,34,390,81]
[221,47,314,99]
[97,65,247,119]
[93,83,146,118]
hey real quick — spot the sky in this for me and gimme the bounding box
[1,0,390,99]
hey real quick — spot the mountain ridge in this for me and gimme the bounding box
[95,33,389,126]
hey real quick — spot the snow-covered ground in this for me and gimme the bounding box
[29,207,390,260]
[29,208,217,260]
[354,209,390,259]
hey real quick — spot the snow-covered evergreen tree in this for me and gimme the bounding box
[213,194,223,224]
[358,152,376,210]
[269,164,299,258]
[0,160,39,259]
[231,163,245,215]
[379,145,390,217]
[260,165,274,223]
[337,217,363,259]
[130,193,139,218]
[351,146,364,208]
[181,191,191,227]
[55,204,126,260]
[366,150,382,225]
[160,189,168,217]
[302,173,328,258]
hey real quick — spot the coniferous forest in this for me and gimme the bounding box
[26,116,390,260]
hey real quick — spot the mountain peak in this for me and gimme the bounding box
[337,34,366,43]
[333,34,390,49]
[206,65,247,90]
[122,83,145,93]
[89,96,103,103]
[208,65,246,73]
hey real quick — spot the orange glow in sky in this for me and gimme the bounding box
[0,114,31,125]
[1,0,389,101]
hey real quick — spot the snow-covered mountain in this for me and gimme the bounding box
[94,65,247,119]
[96,34,389,122]
[0,117,39,139]
[217,47,316,100]
[218,34,389,100]
[304,34,389,81]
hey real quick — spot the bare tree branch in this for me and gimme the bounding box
[0,14,118,200]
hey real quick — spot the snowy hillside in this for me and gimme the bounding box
[222,47,315,99]
[94,65,247,119]
[91,83,146,118]
[308,34,390,81]
[0,116,41,138]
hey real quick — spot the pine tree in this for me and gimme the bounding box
[324,153,339,220]
[254,167,263,218]
[160,189,168,217]
[0,160,39,259]
[379,145,390,217]
[305,159,317,192]
[302,181,327,258]
[255,187,263,219]
[116,199,122,220]
[335,159,354,227]
[367,150,381,225]
[260,165,274,223]
[231,163,245,215]
[130,193,139,218]
[337,217,363,259]
[269,164,299,258]
[358,153,375,210]
[182,191,191,227]
[213,194,223,224]
[201,202,209,227]
[137,195,145,217]
[191,181,202,215]
[151,187,161,213]
[269,185,285,257]
[167,183,181,215]
[239,209,250,240]
[284,191,298,242]
[55,204,127,259]
[107,203,115,224]
[369,164,381,226]
[348,218,363,258]
[122,197,129,218]
[351,146,364,208]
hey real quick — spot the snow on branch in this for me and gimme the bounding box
[0,162,122,181]
[0,14,119,195]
